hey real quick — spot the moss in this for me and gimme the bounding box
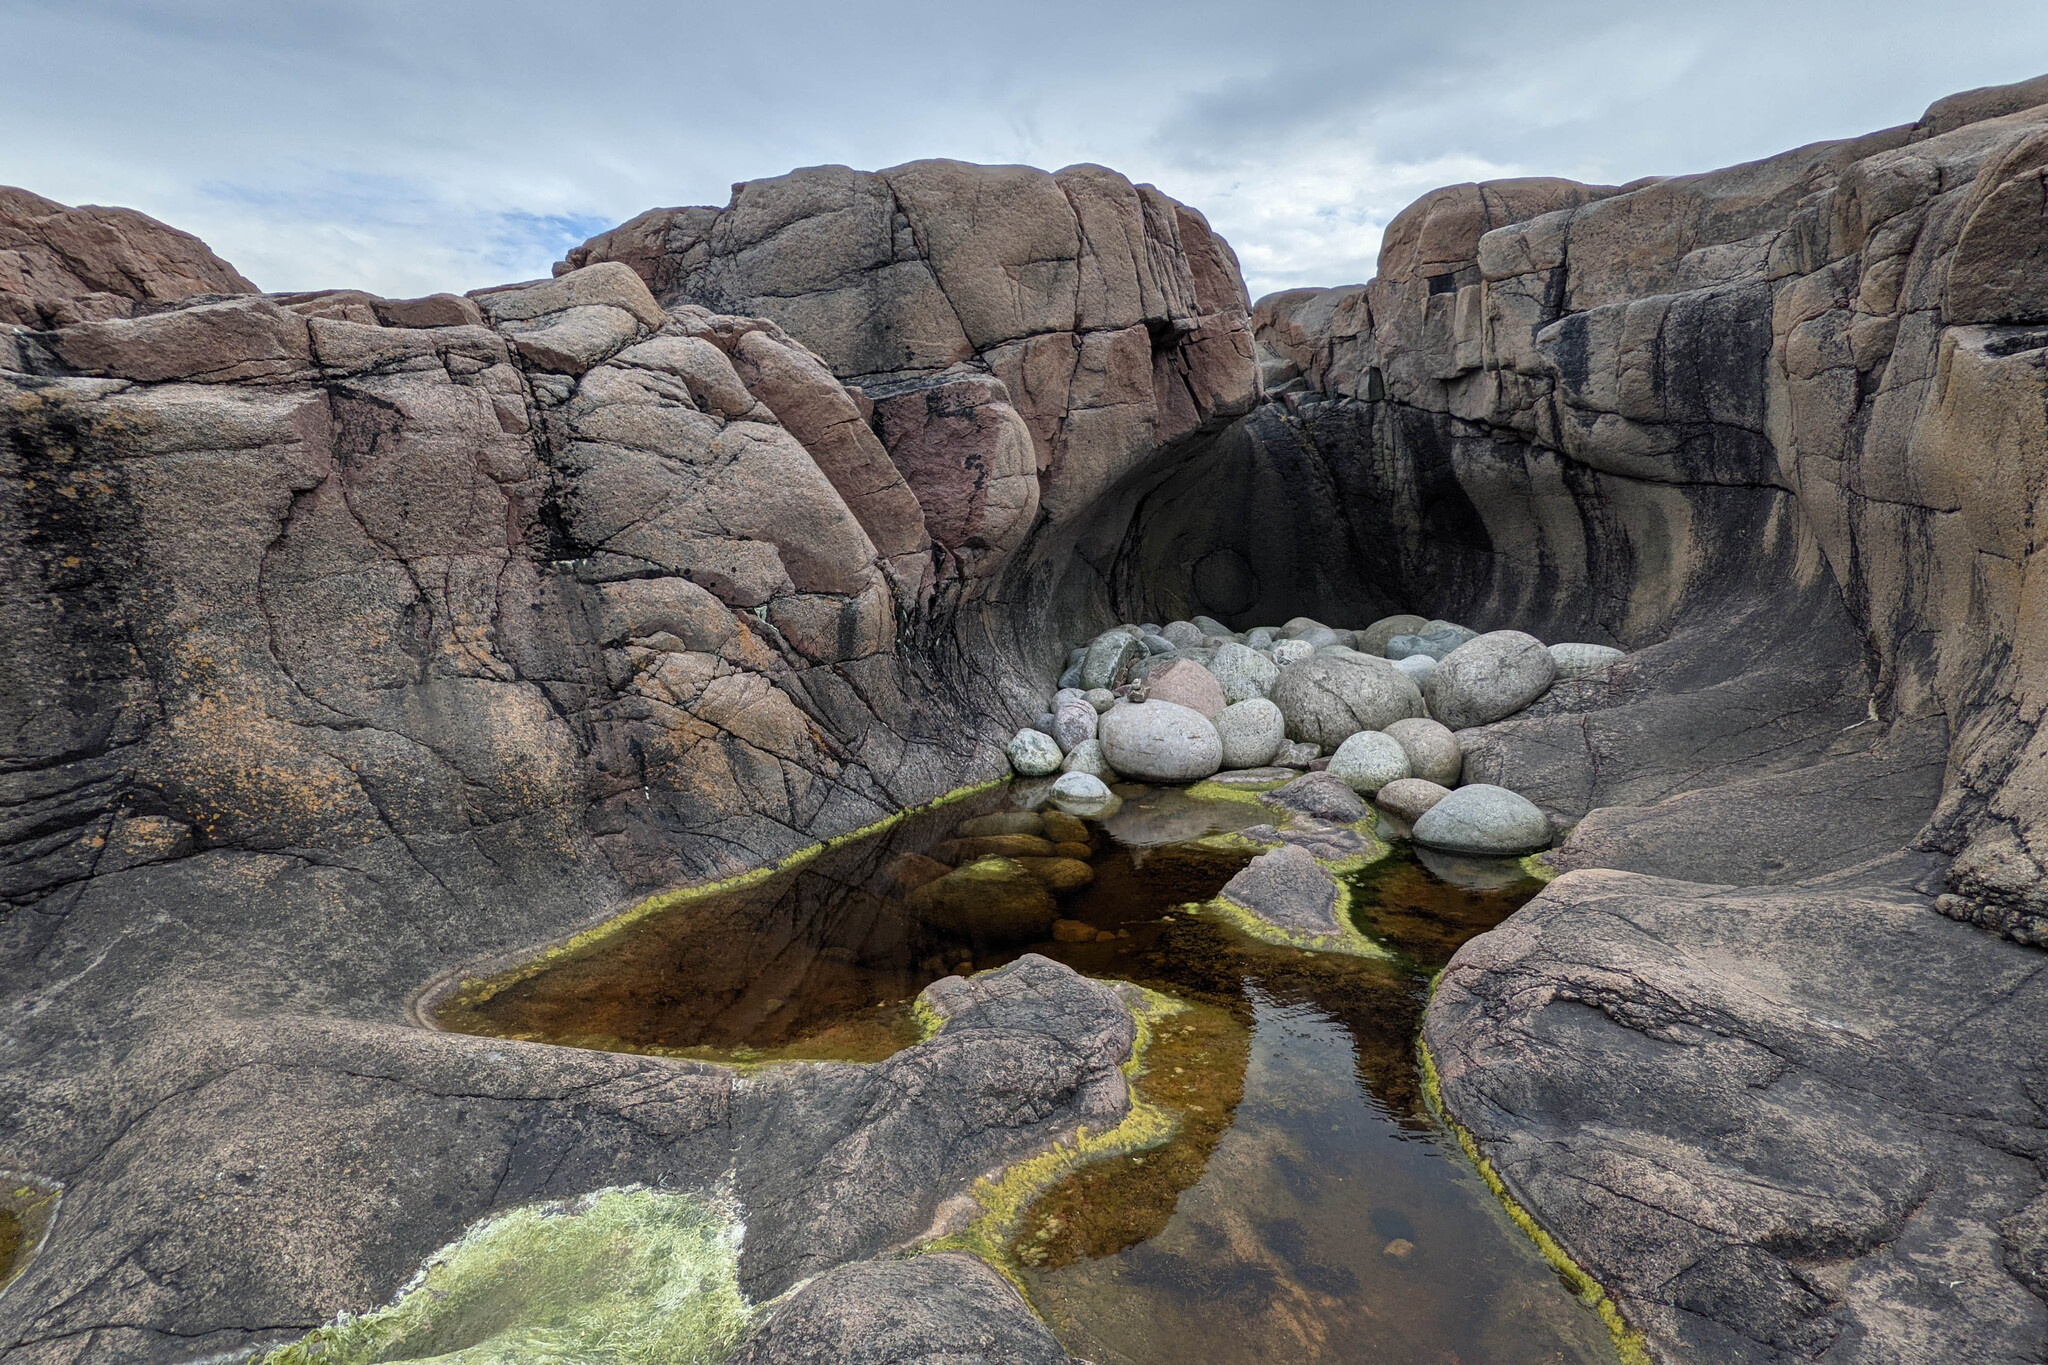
[1202,893,1390,958]
[259,1186,754,1365]
[1417,1041,1651,1365]
[1519,852,1561,884]
[1182,780,1269,804]
[443,778,1004,1015]
[918,987,1186,1288]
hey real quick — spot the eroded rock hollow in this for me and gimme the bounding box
[6,73,2048,1365]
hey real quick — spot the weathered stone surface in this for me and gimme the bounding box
[1218,843,1344,936]
[1548,642,1626,678]
[1215,697,1286,769]
[1383,716,1462,786]
[1358,613,1428,656]
[1051,699,1098,750]
[1411,784,1550,855]
[1425,630,1557,729]
[1326,730,1411,793]
[1098,699,1223,784]
[0,185,257,328]
[1007,729,1064,776]
[1375,777,1451,823]
[1141,657,1226,718]
[1080,632,1144,691]
[727,1252,1074,1365]
[1263,771,1369,824]
[1269,653,1426,749]
[1210,639,1279,702]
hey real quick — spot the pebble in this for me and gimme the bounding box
[1142,658,1227,719]
[1051,700,1099,750]
[1084,688,1116,712]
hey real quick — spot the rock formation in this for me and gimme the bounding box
[8,71,2048,1365]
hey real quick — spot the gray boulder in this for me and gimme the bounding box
[1425,630,1558,729]
[1050,701,1097,751]
[1549,642,1626,678]
[1082,688,1116,713]
[1097,699,1223,784]
[1385,625,1477,662]
[1161,620,1204,648]
[1383,716,1462,786]
[1211,641,1280,703]
[1270,637,1315,667]
[1358,614,1428,656]
[1050,771,1113,815]
[1269,653,1427,749]
[1411,784,1551,855]
[1391,653,1438,686]
[1326,731,1411,794]
[1079,632,1143,690]
[1007,728,1064,777]
[1059,738,1119,782]
[1277,616,1327,639]
[1190,615,1233,637]
[1245,627,1276,648]
[1375,777,1452,824]
[1273,739,1320,769]
[1140,633,1176,656]
[1215,698,1286,769]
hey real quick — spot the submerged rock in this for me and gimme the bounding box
[1007,728,1064,777]
[1411,784,1550,855]
[906,857,1059,941]
[1423,630,1556,730]
[1218,843,1344,937]
[955,812,1045,839]
[1327,730,1411,794]
[1098,700,1223,783]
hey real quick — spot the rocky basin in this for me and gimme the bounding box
[6,71,2048,1365]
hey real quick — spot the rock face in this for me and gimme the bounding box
[0,186,258,327]
[14,72,2048,1365]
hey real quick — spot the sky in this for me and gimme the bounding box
[6,1,2048,303]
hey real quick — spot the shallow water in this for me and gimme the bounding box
[440,783,1614,1363]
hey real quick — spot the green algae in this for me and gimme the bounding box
[1418,1041,1651,1365]
[0,1178,60,1293]
[259,1187,754,1365]
[439,778,1004,1020]
[919,986,1187,1288]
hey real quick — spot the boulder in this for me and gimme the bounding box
[1059,739,1119,782]
[1050,701,1098,751]
[1215,698,1286,769]
[1268,654,1426,749]
[1082,688,1116,712]
[1007,729,1063,777]
[1357,614,1428,656]
[1015,856,1095,892]
[1424,630,1557,729]
[1326,731,1412,794]
[1050,771,1112,807]
[1270,638,1315,667]
[1385,625,1475,662]
[1039,811,1091,845]
[1190,615,1233,637]
[1161,620,1204,648]
[1245,627,1276,648]
[1410,784,1551,855]
[1211,641,1280,702]
[1375,777,1452,824]
[1277,616,1328,639]
[1263,772,1369,823]
[1383,716,1462,786]
[1140,633,1176,656]
[1218,844,1345,937]
[1142,658,1226,718]
[1391,653,1438,686]
[1549,642,1626,678]
[906,857,1060,942]
[1273,740,1321,769]
[1079,632,1143,690]
[1097,700,1223,784]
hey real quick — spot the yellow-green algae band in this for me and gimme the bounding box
[1197,822,1395,958]
[917,984,1186,1291]
[259,1186,755,1365]
[440,778,1005,1016]
[1417,1039,1651,1365]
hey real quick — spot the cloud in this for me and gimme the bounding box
[4,0,2047,299]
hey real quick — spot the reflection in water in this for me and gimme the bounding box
[438,783,1613,1363]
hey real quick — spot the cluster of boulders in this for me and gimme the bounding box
[1006,613,1625,856]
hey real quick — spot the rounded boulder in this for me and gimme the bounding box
[1424,630,1558,729]
[1006,728,1063,777]
[1215,697,1286,769]
[1142,658,1227,718]
[1326,731,1411,794]
[1382,716,1462,786]
[1060,739,1119,782]
[1411,784,1551,856]
[1376,777,1452,824]
[1098,699,1223,784]
[906,857,1059,942]
[1358,614,1428,656]
[1211,641,1280,703]
[1269,653,1426,750]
